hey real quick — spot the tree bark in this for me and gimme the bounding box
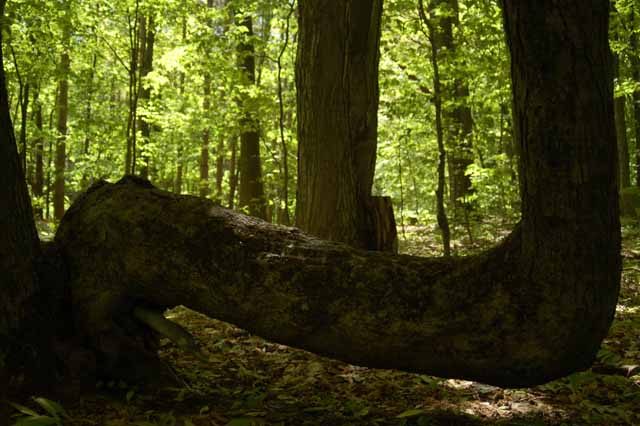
[199,0,214,198]
[429,0,474,214]
[420,0,451,256]
[137,15,155,180]
[18,81,29,174]
[630,7,640,188]
[0,0,51,409]
[228,136,238,209]
[33,85,44,218]
[295,0,395,251]
[237,14,267,219]
[215,136,224,202]
[125,7,141,176]
[613,53,630,188]
[54,51,69,220]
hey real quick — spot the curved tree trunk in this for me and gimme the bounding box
[46,0,620,390]
[0,0,619,395]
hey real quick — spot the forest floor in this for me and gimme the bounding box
[9,220,640,426]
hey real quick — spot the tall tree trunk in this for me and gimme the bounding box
[199,0,214,198]
[138,15,155,180]
[0,0,46,409]
[33,85,44,219]
[125,5,140,175]
[54,51,70,220]
[228,136,238,209]
[296,0,392,251]
[276,3,295,225]
[175,13,187,195]
[428,0,474,214]
[613,53,630,188]
[200,74,211,198]
[630,7,640,188]
[236,14,267,219]
[18,81,29,175]
[420,0,451,256]
[215,136,224,202]
[81,53,98,190]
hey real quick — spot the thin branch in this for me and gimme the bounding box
[98,34,131,73]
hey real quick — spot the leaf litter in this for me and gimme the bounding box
[10,222,640,426]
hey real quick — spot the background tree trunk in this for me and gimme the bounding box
[138,15,155,180]
[33,85,44,218]
[54,51,69,220]
[629,6,640,187]
[200,75,211,198]
[421,0,451,257]
[295,0,395,251]
[429,0,474,214]
[228,135,238,209]
[237,14,267,219]
[613,53,630,188]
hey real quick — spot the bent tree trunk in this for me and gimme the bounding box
[51,0,619,389]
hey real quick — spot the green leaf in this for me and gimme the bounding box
[9,402,40,417]
[396,408,428,418]
[32,398,67,419]
[12,416,59,426]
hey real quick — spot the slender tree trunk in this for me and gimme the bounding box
[137,15,155,180]
[54,51,70,220]
[630,7,640,187]
[276,4,295,225]
[420,0,451,256]
[237,14,267,218]
[175,14,187,195]
[80,53,98,190]
[215,136,224,202]
[18,82,29,175]
[200,75,211,198]
[613,53,630,188]
[45,102,56,219]
[125,4,140,175]
[296,0,393,251]
[228,136,238,209]
[199,0,215,198]
[427,0,473,215]
[33,85,44,219]
[175,147,184,194]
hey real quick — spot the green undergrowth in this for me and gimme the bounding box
[9,221,640,426]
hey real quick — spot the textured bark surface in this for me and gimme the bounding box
[0,0,40,341]
[53,173,611,388]
[237,15,267,219]
[502,0,620,374]
[295,0,390,251]
[0,0,54,406]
